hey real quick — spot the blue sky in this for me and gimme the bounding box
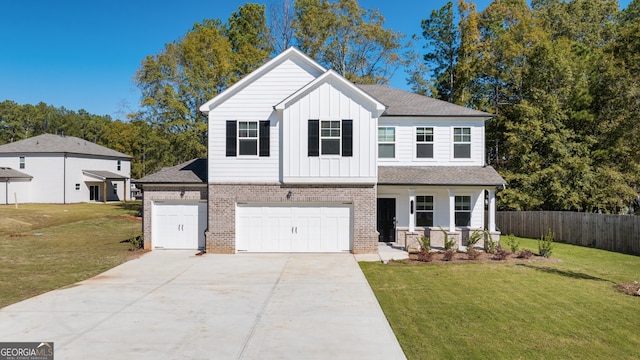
[0,0,631,120]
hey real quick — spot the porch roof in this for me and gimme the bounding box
[0,167,32,180]
[378,166,506,187]
[135,158,207,184]
[83,170,128,181]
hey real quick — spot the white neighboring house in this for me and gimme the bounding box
[0,133,132,204]
[137,47,506,253]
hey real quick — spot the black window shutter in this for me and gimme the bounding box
[342,120,353,157]
[259,120,270,157]
[308,120,319,157]
[226,120,237,157]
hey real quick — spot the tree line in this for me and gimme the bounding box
[1,0,638,213]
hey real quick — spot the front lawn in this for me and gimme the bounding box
[361,237,640,359]
[0,203,143,308]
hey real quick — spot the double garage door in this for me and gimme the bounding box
[236,204,352,252]
[152,201,206,249]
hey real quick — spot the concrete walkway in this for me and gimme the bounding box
[355,242,410,263]
[0,252,406,360]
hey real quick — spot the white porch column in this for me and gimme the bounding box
[408,189,415,232]
[448,189,455,231]
[488,188,496,232]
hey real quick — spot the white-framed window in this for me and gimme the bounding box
[453,127,471,158]
[117,160,121,171]
[378,127,395,158]
[320,120,341,155]
[75,183,80,191]
[238,121,259,156]
[455,195,471,227]
[416,127,434,158]
[416,195,434,227]
[113,183,118,195]
[19,156,25,169]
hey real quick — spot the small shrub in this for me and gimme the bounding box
[466,230,483,260]
[538,229,555,258]
[128,234,143,251]
[492,247,509,261]
[439,227,457,251]
[416,236,432,262]
[484,234,498,254]
[505,234,520,253]
[517,249,534,259]
[467,248,480,260]
[443,250,456,261]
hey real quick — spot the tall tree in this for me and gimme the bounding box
[421,1,458,102]
[293,0,405,84]
[268,0,296,53]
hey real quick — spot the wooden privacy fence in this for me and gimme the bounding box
[497,211,640,256]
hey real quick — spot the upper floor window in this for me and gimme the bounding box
[453,127,471,158]
[226,120,270,157]
[455,195,471,227]
[117,160,121,171]
[238,121,259,156]
[19,156,25,169]
[308,119,352,157]
[321,121,341,155]
[416,127,434,158]
[416,195,434,227]
[378,127,395,158]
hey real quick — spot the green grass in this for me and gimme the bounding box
[0,203,142,308]
[361,237,640,359]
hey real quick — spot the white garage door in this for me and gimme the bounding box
[236,204,351,252]
[152,201,206,249]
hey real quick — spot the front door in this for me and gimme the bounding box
[377,198,396,242]
[89,185,100,202]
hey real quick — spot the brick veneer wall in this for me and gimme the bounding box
[206,183,378,254]
[141,185,207,250]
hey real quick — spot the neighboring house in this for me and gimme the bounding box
[0,133,132,204]
[137,47,506,253]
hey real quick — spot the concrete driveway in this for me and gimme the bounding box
[0,252,406,359]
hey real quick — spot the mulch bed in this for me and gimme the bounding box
[388,250,559,265]
[616,282,640,296]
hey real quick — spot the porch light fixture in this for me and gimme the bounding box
[410,200,414,214]
[286,191,292,199]
[180,189,185,198]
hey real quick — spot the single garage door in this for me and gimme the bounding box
[152,201,206,249]
[236,204,351,252]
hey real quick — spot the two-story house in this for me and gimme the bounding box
[137,47,506,253]
[0,133,132,204]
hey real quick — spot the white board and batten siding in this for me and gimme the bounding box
[207,56,324,183]
[378,117,486,167]
[282,81,378,184]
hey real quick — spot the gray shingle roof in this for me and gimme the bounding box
[357,84,492,117]
[136,158,207,184]
[83,170,128,180]
[0,134,132,158]
[378,166,506,186]
[0,167,32,180]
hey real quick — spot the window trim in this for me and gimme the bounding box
[320,120,341,156]
[378,126,396,159]
[452,127,472,160]
[415,127,435,160]
[19,156,25,169]
[454,195,472,227]
[416,195,434,227]
[237,121,259,157]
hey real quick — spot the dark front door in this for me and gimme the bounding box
[377,198,396,242]
[89,185,100,202]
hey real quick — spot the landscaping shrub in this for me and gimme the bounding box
[538,229,555,258]
[467,230,483,260]
[443,250,456,261]
[517,249,534,259]
[484,235,498,254]
[416,236,432,262]
[505,234,520,253]
[492,247,509,261]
